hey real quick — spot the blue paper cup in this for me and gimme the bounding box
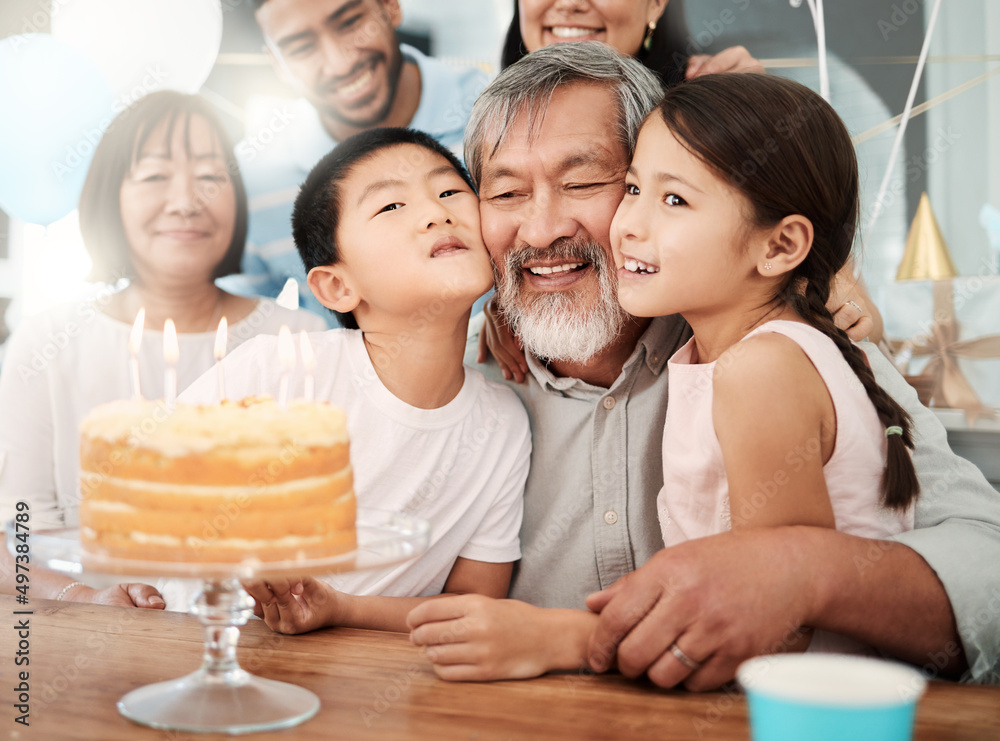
[737,654,926,741]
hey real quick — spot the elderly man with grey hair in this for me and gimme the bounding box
[406,42,1000,690]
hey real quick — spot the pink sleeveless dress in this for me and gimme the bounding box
[659,320,914,654]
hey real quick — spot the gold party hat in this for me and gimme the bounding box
[896,192,958,281]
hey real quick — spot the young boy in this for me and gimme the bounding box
[178,128,530,634]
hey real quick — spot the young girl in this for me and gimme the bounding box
[610,72,918,651]
[409,73,918,678]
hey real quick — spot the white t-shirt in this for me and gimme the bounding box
[0,296,326,529]
[179,329,530,603]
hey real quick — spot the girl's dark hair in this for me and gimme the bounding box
[78,90,248,283]
[500,2,687,87]
[657,74,918,510]
[292,127,475,330]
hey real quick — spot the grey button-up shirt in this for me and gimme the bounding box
[466,315,690,608]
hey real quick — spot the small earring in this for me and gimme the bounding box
[763,262,773,271]
[643,21,656,52]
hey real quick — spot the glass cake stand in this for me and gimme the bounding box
[7,508,429,735]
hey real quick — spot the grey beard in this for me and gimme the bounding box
[495,238,627,365]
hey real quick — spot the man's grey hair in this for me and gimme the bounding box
[464,42,664,188]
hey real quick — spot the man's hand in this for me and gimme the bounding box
[79,583,166,609]
[686,46,765,78]
[408,595,594,681]
[586,530,814,691]
[243,577,338,634]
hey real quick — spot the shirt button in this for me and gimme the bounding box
[602,396,616,410]
[604,510,619,525]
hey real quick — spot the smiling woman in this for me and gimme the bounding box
[0,91,326,609]
[518,0,668,62]
[501,0,765,85]
[80,95,244,298]
[117,118,238,285]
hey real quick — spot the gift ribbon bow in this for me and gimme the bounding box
[894,280,1000,424]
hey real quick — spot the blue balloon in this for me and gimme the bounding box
[0,34,115,225]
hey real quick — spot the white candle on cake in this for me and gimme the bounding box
[163,319,178,406]
[299,330,316,402]
[277,325,295,410]
[214,317,228,402]
[129,308,145,400]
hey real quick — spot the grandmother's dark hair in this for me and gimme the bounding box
[292,127,474,330]
[500,1,688,86]
[656,74,918,510]
[78,90,248,283]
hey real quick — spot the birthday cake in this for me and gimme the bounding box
[78,397,357,563]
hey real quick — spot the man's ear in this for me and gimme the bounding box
[307,265,361,313]
[382,0,403,29]
[757,214,813,277]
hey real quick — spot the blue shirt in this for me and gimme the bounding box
[225,45,489,323]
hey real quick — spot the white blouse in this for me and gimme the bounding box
[0,297,326,529]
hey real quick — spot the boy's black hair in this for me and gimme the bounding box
[292,127,475,329]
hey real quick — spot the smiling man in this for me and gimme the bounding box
[229,0,488,321]
[483,80,638,381]
[407,43,1000,688]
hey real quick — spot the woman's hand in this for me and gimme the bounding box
[75,583,166,609]
[477,297,528,383]
[827,261,883,343]
[686,46,765,78]
[407,595,595,681]
[243,577,338,634]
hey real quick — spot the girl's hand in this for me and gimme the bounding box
[407,595,595,681]
[477,297,528,383]
[243,577,338,634]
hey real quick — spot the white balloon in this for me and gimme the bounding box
[51,0,223,101]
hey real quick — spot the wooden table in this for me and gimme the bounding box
[7,596,1000,740]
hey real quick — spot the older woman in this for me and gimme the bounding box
[501,0,765,83]
[0,91,325,607]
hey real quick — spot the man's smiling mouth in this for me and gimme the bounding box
[526,262,585,275]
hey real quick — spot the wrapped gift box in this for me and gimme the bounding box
[882,276,1000,416]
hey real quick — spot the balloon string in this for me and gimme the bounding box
[852,65,1000,146]
[760,53,1000,68]
[814,0,829,101]
[791,0,830,101]
[862,0,944,254]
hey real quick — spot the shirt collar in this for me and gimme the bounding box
[401,44,437,134]
[635,315,690,375]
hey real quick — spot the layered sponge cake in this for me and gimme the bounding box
[79,397,356,563]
